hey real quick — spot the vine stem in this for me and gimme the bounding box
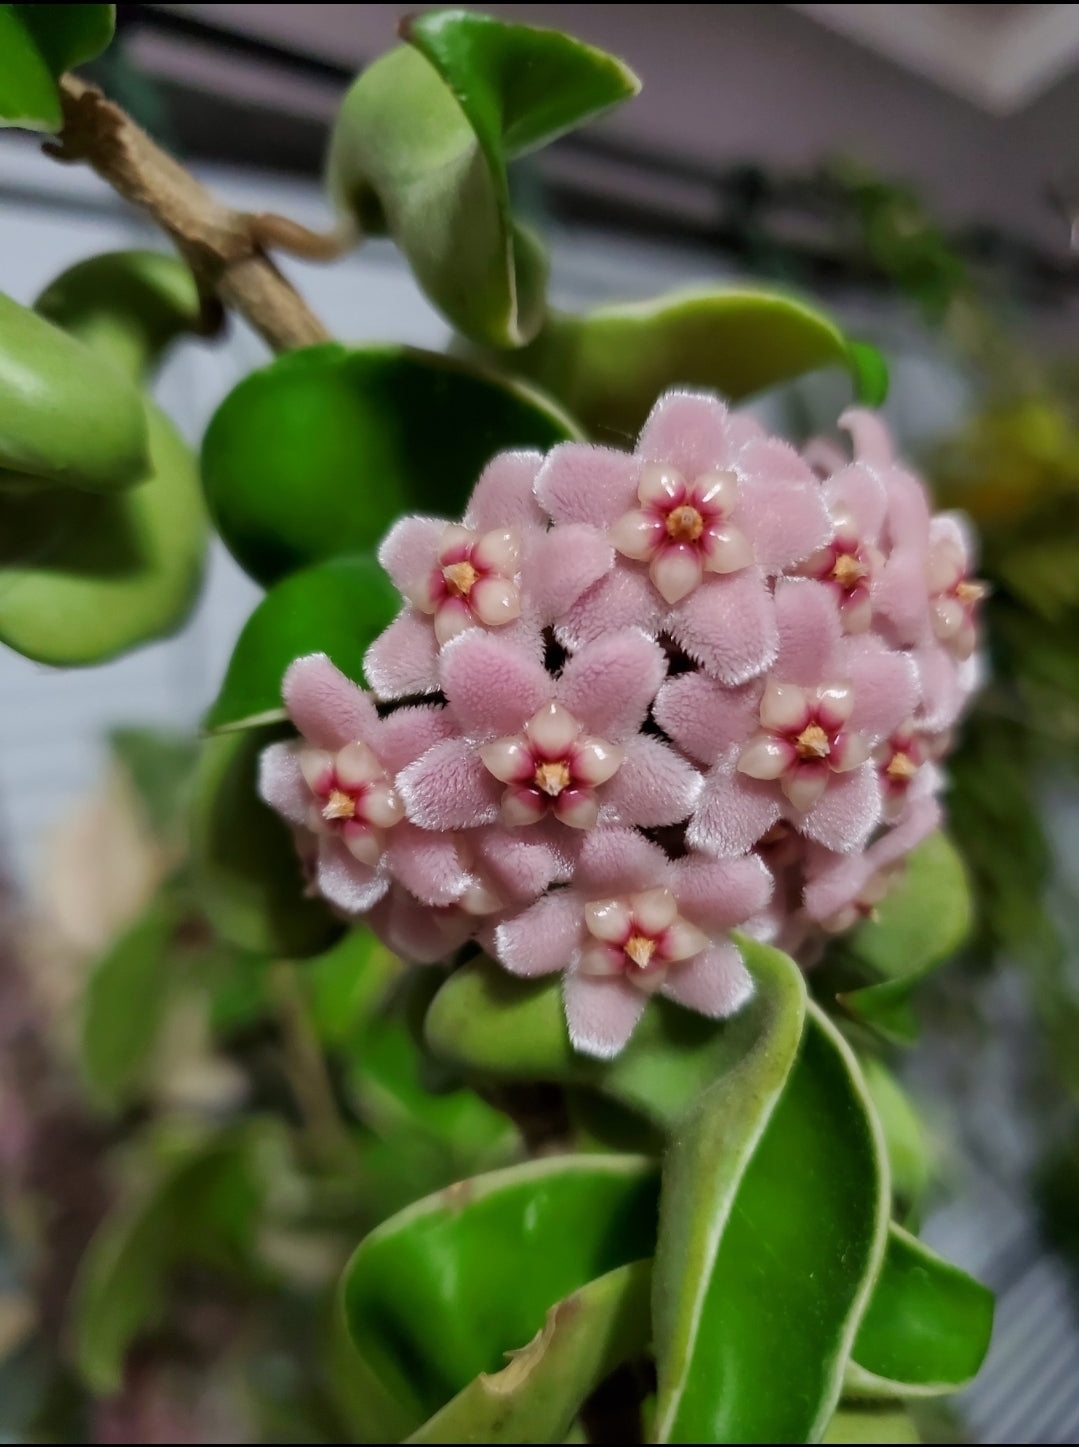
[49,75,335,352]
[269,962,352,1166]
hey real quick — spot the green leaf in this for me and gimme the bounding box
[35,250,204,382]
[0,397,206,665]
[0,290,149,492]
[847,1224,993,1399]
[108,727,199,849]
[0,4,114,132]
[860,1057,932,1222]
[426,936,797,1128]
[81,900,181,1111]
[201,343,580,587]
[824,1405,920,1443]
[653,1002,890,1444]
[328,11,638,347]
[71,1119,279,1395]
[849,340,890,408]
[204,554,399,733]
[339,1154,659,1435]
[305,926,402,1048]
[408,1260,651,1444]
[492,289,877,443]
[189,726,343,959]
[840,833,972,1041]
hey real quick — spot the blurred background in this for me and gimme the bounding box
[3,5,1079,1442]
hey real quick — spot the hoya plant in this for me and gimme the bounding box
[0,7,993,1443]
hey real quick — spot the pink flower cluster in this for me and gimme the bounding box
[259,393,982,1058]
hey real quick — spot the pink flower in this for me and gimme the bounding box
[494,828,770,1057]
[396,627,702,835]
[535,391,831,684]
[365,451,612,699]
[656,579,917,856]
[256,391,982,1057]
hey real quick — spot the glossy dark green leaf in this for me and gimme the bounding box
[305,926,401,1048]
[189,726,343,959]
[201,343,580,586]
[204,554,399,733]
[408,1260,651,1444]
[847,1224,993,1399]
[841,833,971,1041]
[71,1119,280,1395]
[340,1154,659,1435]
[824,1405,919,1443]
[35,250,204,381]
[328,11,637,346]
[0,398,206,664]
[495,289,878,443]
[653,1002,890,1444]
[81,900,181,1111]
[0,290,149,492]
[0,4,114,132]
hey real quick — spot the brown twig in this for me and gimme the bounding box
[49,75,330,353]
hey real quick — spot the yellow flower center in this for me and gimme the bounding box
[443,560,478,597]
[322,788,356,821]
[955,579,987,606]
[533,760,572,797]
[886,750,919,782]
[832,552,867,590]
[624,934,656,969]
[795,722,830,760]
[666,505,704,543]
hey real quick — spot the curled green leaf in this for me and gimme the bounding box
[846,1224,993,1399]
[35,249,205,382]
[328,10,638,346]
[0,4,115,132]
[201,343,580,586]
[493,288,883,442]
[0,289,149,493]
[339,1154,659,1438]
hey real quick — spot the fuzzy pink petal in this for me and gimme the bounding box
[283,654,380,750]
[843,636,919,745]
[534,443,640,528]
[637,391,733,476]
[824,463,888,541]
[556,566,664,651]
[601,735,703,828]
[873,546,931,648]
[363,610,441,701]
[494,890,584,977]
[522,525,614,624]
[369,888,469,963]
[376,705,456,779]
[802,850,869,921]
[557,629,667,738]
[668,568,778,685]
[773,579,843,684]
[439,631,551,738]
[840,409,894,469]
[316,835,388,913]
[563,971,646,1059]
[884,469,931,553]
[868,795,942,873]
[257,742,308,826]
[726,412,767,452]
[913,644,965,732]
[397,737,500,829]
[653,675,761,765]
[672,852,773,932]
[930,511,978,566]
[733,440,831,572]
[660,941,753,1018]
[376,515,447,594]
[577,827,671,896]
[797,763,881,853]
[473,826,566,901]
[384,822,469,907]
[463,450,546,532]
[688,760,782,858]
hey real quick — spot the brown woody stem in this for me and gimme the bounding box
[50,75,330,353]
